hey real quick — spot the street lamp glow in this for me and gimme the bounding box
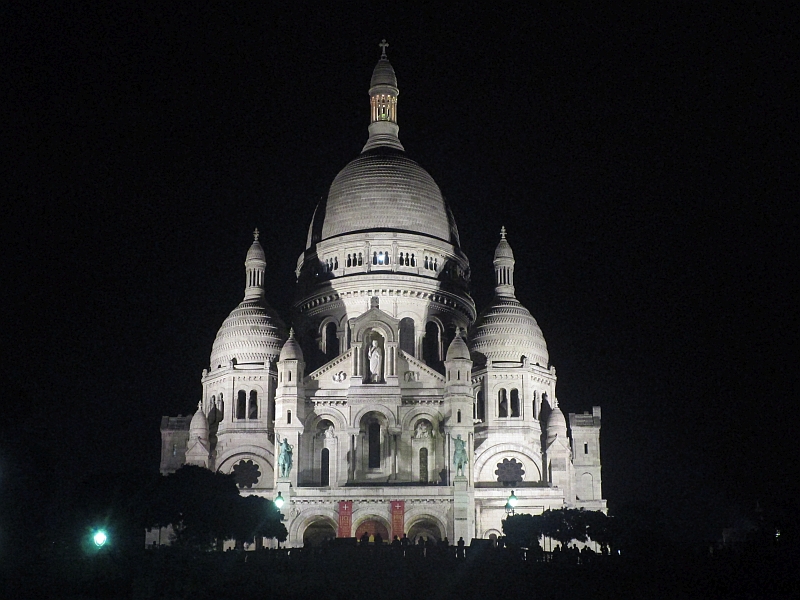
[505,490,518,516]
[274,491,284,509]
[93,530,108,547]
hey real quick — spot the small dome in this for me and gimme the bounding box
[246,237,266,264]
[279,329,304,361]
[446,330,471,361]
[370,57,397,89]
[469,297,549,366]
[494,227,514,260]
[314,149,456,245]
[546,406,568,443]
[210,298,286,368]
[189,403,209,440]
[547,406,567,430]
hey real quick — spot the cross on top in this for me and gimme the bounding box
[253,228,260,241]
[500,225,507,239]
[379,39,389,58]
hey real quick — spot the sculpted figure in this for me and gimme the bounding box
[414,420,431,439]
[368,339,383,383]
[453,434,468,477]
[278,437,294,478]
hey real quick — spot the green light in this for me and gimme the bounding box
[508,491,518,507]
[93,530,108,547]
[274,492,284,509]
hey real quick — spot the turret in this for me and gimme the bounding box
[275,329,306,486]
[244,228,266,300]
[545,400,572,500]
[185,402,211,468]
[493,226,515,297]
[363,39,404,151]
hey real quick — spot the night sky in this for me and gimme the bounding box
[4,3,795,543]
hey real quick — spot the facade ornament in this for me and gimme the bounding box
[414,421,432,439]
[379,39,388,59]
[277,437,294,478]
[453,434,468,477]
[332,371,347,383]
[368,340,383,383]
[404,371,419,382]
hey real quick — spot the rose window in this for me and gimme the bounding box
[495,458,525,486]
[232,459,261,489]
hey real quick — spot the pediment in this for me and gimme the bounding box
[397,349,445,385]
[306,348,353,390]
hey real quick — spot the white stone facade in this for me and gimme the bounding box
[158,46,606,547]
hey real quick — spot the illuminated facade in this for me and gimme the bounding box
[156,43,605,547]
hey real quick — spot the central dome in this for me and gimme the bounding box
[318,148,455,243]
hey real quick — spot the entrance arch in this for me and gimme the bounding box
[354,519,389,543]
[407,517,443,543]
[302,519,337,547]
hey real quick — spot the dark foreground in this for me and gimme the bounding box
[3,544,797,600]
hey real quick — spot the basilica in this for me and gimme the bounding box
[156,44,606,547]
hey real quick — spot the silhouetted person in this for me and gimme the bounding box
[374,532,383,547]
[360,532,370,546]
[457,537,466,559]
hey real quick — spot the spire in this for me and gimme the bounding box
[363,39,404,152]
[493,227,515,297]
[244,228,266,300]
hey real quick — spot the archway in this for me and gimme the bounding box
[303,519,337,547]
[354,519,389,543]
[399,317,415,356]
[407,518,442,543]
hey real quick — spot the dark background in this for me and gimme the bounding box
[2,2,795,544]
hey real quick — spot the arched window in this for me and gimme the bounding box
[347,254,352,267]
[457,409,462,423]
[423,321,441,368]
[399,252,404,265]
[411,253,415,266]
[510,389,520,418]
[419,448,428,483]
[324,322,338,360]
[498,389,508,418]
[248,390,258,419]
[424,256,429,269]
[368,421,381,469]
[358,253,363,266]
[399,317,415,356]
[373,251,377,265]
[287,410,292,425]
[476,391,485,421]
[237,390,246,420]
[334,256,338,270]
[321,448,330,486]
[218,393,224,419]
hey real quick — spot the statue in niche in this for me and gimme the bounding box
[277,437,294,478]
[324,425,336,439]
[368,339,383,383]
[453,434,468,477]
[414,420,432,439]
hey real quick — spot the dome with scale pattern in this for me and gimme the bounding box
[210,298,286,368]
[469,297,549,366]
